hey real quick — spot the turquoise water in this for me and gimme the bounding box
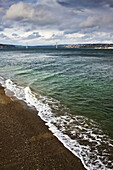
[0,48,113,169]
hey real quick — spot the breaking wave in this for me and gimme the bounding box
[0,76,113,170]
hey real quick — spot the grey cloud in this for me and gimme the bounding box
[47,33,65,41]
[51,34,64,39]
[0,26,4,31]
[0,0,33,9]
[25,32,42,40]
[0,33,10,39]
[1,0,113,44]
[80,15,113,30]
[12,33,20,38]
[57,0,113,9]
[85,32,113,42]
[3,1,113,32]
[2,1,85,32]
[80,16,100,28]
[25,28,34,32]
[0,8,3,13]
[4,1,61,27]
[64,26,98,35]
[12,33,18,37]
[0,20,14,32]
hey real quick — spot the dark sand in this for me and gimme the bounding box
[0,85,85,170]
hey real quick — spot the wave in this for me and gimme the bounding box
[0,76,113,170]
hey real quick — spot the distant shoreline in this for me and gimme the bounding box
[0,43,113,49]
[64,44,113,49]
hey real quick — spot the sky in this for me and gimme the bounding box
[0,0,113,45]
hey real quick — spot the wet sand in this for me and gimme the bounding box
[0,85,85,170]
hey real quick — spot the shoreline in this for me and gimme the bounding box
[0,85,85,169]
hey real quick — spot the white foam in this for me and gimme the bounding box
[0,76,5,86]
[0,76,113,170]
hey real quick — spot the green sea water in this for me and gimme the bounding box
[0,48,113,169]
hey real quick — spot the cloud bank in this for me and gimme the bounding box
[0,0,113,45]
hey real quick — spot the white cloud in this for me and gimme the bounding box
[66,33,84,38]
[4,2,35,20]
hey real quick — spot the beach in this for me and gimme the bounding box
[0,85,85,170]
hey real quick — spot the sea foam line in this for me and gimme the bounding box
[0,76,113,170]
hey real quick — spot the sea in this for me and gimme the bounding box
[0,48,113,169]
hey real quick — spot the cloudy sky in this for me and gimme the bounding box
[0,0,113,45]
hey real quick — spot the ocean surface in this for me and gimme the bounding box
[0,48,113,169]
